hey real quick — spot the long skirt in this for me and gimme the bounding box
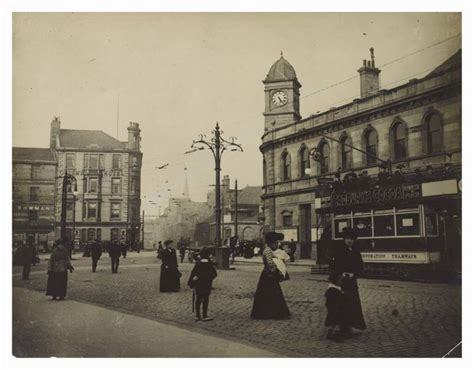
[251,270,290,320]
[342,279,366,330]
[46,271,68,297]
[160,267,180,292]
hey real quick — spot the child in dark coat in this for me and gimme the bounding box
[325,271,346,342]
[188,247,217,321]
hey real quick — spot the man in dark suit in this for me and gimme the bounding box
[21,241,35,280]
[109,240,122,273]
[90,240,102,273]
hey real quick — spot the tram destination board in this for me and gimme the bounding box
[329,183,422,208]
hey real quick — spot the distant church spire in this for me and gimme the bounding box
[182,165,190,199]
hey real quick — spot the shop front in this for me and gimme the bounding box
[315,178,461,280]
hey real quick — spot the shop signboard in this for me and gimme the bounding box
[325,184,422,209]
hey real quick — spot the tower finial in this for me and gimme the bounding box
[280,50,283,58]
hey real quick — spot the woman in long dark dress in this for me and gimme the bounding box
[159,240,181,292]
[251,232,290,320]
[328,227,366,335]
[46,240,74,300]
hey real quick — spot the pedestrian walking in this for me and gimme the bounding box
[90,240,102,273]
[20,241,36,280]
[109,240,122,274]
[188,247,217,321]
[178,237,186,263]
[325,271,346,342]
[159,240,181,292]
[251,232,290,320]
[46,240,74,300]
[328,227,366,337]
[288,239,297,262]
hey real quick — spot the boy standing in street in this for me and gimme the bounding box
[188,247,217,321]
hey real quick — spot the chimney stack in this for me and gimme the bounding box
[127,122,141,151]
[50,116,61,149]
[358,47,381,98]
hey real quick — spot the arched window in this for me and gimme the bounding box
[426,114,442,153]
[392,121,407,160]
[282,151,291,180]
[340,136,352,170]
[319,142,330,174]
[365,129,377,165]
[111,228,120,241]
[262,158,267,186]
[299,145,310,177]
[87,228,96,241]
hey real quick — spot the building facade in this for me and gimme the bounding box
[50,118,143,247]
[204,175,263,244]
[261,50,461,278]
[12,148,57,251]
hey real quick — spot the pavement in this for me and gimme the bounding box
[12,287,278,358]
[12,252,462,358]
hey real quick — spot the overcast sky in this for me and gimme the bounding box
[12,13,461,215]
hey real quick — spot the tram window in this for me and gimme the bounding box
[334,218,351,238]
[425,213,439,236]
[374,215,395,236]
[353,217,373,237]
[396,214,420,236]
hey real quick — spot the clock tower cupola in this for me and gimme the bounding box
[263,52,301,132]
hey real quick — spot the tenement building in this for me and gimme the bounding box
[12,147,57,251]
[260,49,461,278]
[50,117,143,248]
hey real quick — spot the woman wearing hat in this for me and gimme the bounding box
[46,239,74,300]
[251,231,290,320]
[159,240,181,292]
[328,227,366,337]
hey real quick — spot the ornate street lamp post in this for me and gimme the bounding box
[59,172,78,244]
[190,122,243,269]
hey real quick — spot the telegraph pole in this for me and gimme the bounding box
[234,179,238,238]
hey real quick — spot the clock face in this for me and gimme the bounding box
[272,91,288,107]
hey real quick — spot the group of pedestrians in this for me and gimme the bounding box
[31,227,366,341]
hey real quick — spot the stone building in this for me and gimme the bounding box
[203,175,263,244]
[50,117,143,247]
[12,147,57,251]
[261,49,461,277]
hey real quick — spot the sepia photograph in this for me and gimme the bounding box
[2,2,471,367]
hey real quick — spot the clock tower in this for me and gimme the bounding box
[263,53,301,132]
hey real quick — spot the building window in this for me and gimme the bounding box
[81,229,87,241]
[111,202,121,219]
[111,178,121,194]
[392,122,407,160]
[263,158,267,186]
[87,228,96,241]
[282,151,291,180]
[299,146,310,178]
[87,202,97,218]
[88,177,98,193]
[319,142,329,174]
[29,187,39,201]
[66,153,76,169]
[283,214,293,227]
[96,229,102,241]
[28,210,38,222]
[111,228,120,241]
[426,114,442,153]
[131,178,139,194]
[112,154,122,169]
[365,129,377,165]
[340,136,352,170]
[31,165,41,180]
[84,154,105,169]
[396,212,420,236]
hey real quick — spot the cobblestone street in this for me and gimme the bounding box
[13,252,462,357]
